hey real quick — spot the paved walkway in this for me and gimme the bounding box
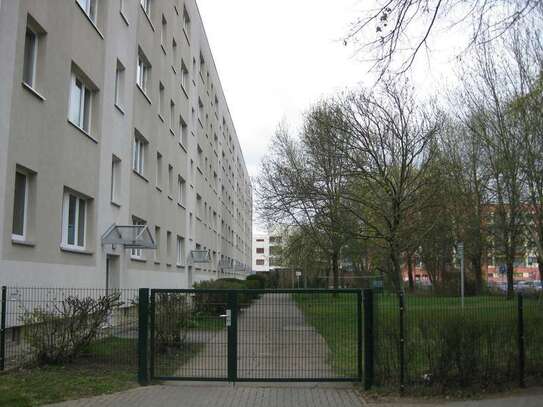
[49,293,362,406]
[49,382,364,406]
[173,293,339,379]
[363,388,543,407]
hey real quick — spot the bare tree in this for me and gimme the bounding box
[439,118,491,293]
[335,82,441,291]
[345,0,542,77]
[456,39,527,298]
[508,28,543,285]
[256,103,354,289]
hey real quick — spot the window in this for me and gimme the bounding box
[168,164,173,196]
[172,38,177,65]
[182,6,191,37]
[179,115,188,146]
[160,15,167,49]
[12,172,28,240]
[140,0,151,17]
[68,73,93,133]
[177,236,185,266]
[110,155,121,204]
[62,190,87,249]
[156,152,163,187]
[136,49,150,93]
[77,0,97,23]
[130,216,145,258]
[132,131,146,175]
[199,53,205,79]
[256,247,264,254]
[158,82,165,117]
[23,27,38,88]
[256,259,265,266]
[178,176,186,206]
[170,100,175,130]
[198,98,204,124]
[154,226,161,261]
[166,231,172,262]
[196,194,202,219]
[114,60,125,109]
[180,60,188,92]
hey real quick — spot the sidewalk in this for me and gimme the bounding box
[362,387,543,407]
[48,382,364,407]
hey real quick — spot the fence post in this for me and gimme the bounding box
[227,291,238,382]
[0,286,6,371]
[362,289,374,389]
[138,288,150,385]
[399,291,405,395]
[517,292,525,388]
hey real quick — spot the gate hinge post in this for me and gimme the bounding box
[138,288,150,385]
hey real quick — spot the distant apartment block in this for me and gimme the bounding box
[0,0,252,288]
[252,233,283,273]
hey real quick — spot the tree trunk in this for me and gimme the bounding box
[332,251,339,290]
[471,254,483,294]
[407,255,415,292]
[506,258,515,300]
[390,245,403,293]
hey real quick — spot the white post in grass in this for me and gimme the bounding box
[458,242,465,309]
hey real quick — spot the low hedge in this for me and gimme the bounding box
[192,278,260,314]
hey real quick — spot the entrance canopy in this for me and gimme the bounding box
[101,224,156,249]
[190,250,211,263]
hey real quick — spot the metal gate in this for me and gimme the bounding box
[141,289,362,382]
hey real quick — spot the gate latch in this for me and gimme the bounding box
[220,309,232,327]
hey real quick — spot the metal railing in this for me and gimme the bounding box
[0,286,139,371]
[365,291,543,393]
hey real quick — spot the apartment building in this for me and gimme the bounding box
[252,233,283,273]
[0,0,252,289]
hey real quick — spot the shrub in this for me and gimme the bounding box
[192,278,258,314]
[21,292,122,365]
[246,274,266,289]
[154,293,194,354]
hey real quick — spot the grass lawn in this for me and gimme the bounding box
[0,337,139,407]
[0,364,137,407]
[294,292,543,392]
[294,292,359,378]
[188,314,225,331]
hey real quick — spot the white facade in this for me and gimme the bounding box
[0,0,252,289]
[252,234,270,273]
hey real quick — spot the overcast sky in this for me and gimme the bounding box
[196,0,462,232]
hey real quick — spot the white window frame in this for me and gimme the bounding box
[130,217,146,259]
[61,191,87,250]
[177,236,185,266]
[179,115,188,146]
[68,73,92,133]
[154,226,161,261]
[23,27,38,88]
[156,152,163,188]
[114,61,125,109]
[140,0,152,18]
[180,60,188,92]
[178,176,186,206]
[11,171,29,241]
[133,135,145,175]
[161,14,167,48]
[170,100,175,130]
[110,155,121,204]
[182,6,191,36]
[136,52,149,93]
[77,0,97,23]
